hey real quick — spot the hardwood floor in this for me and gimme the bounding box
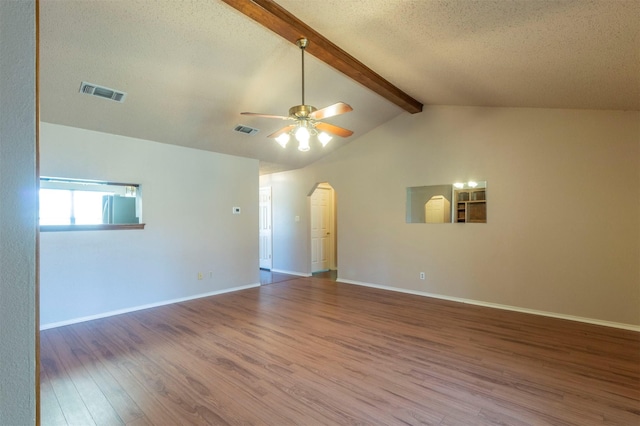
[40,277,639,425]
[259,269,301,285]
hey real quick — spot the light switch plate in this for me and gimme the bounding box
[233,207,241,214]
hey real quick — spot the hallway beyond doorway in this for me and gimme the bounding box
[312,270,337,281]
[260,269,337,285]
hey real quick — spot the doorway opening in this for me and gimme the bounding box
[309,182,336,274]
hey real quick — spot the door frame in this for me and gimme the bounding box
[308,182,336,273]
[259,186,273,270]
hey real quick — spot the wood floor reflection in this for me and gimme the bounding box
[41,277,640,425]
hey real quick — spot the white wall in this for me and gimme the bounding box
[0,1,37,423]
[261,106,640,327]
[40,123,259,327]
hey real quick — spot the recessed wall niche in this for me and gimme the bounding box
[406,181,487,224]
[453,181,487,223]
[406,184,453,223]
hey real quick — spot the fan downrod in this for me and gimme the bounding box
[297,38,309,106]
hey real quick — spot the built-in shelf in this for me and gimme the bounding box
[454,189,486,223]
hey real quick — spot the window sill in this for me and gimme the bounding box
[40,224,146,232]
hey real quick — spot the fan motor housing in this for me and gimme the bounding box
[289,104,317,119]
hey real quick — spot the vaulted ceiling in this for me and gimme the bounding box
[40,0,640,174]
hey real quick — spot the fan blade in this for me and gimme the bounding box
[315,122,354,138]
[241,112,291,120]
[309,102,353,120]
[267,125,296,138]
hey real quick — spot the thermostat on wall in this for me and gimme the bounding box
[233,207,241,214]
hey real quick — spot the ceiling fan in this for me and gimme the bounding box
[241,38,354,151]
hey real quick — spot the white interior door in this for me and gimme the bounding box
[311,185,333,273]
[259,187,272,270]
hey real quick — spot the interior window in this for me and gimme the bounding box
[39,177,143,230]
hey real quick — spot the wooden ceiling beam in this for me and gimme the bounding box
[220,0,423,114]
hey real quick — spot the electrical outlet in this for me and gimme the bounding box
[197,272,203,280]
[419,272,425,280]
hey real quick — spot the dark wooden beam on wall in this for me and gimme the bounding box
[220,0,423,114]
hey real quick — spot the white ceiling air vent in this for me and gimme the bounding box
[234,125,259,136]
[79,81,127,103]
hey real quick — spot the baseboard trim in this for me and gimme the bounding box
[40,283,261,330]
[42,278,639,332]
[270,269,312,277]
[337,278,640,332]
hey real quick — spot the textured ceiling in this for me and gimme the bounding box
[280,0,640,111]
[40,0,640,174]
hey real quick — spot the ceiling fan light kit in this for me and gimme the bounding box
[241,38,354,152]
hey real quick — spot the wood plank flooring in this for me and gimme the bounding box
[40,276,640,425]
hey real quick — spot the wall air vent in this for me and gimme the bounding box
[79,81,127,103]
[234,125,259,136]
